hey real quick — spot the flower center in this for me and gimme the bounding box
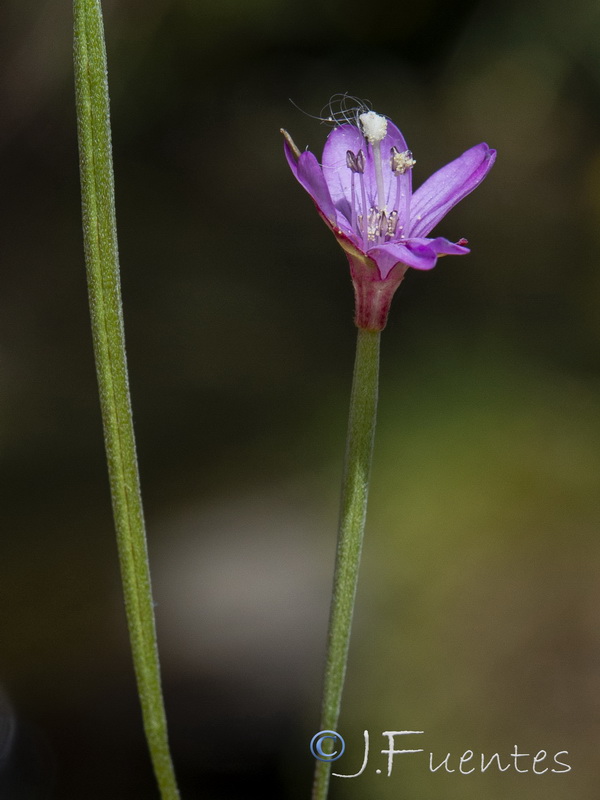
[359,208,399,243]
[346,139,416,248]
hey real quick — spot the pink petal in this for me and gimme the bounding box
[367,241,436,278]
[368,236,469,278]
[410,144,496,237]
[321,124,364,209]
[411,236,471,257]
[285,142,337,225]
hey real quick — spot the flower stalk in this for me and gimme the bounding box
[284,101,495,800]
[73,1,179,797]
[312,327,380,800]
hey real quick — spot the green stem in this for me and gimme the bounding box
[73,2,179,797]
[312,327,381,800]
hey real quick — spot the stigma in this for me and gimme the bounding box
[359,111,388,144]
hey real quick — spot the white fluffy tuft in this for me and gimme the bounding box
[359,111,388,144]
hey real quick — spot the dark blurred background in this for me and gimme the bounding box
[1,0,600,797]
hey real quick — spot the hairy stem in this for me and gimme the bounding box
[73,2,179,796]
[312,328,380,800]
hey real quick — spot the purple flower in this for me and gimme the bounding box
[283,110,496,330]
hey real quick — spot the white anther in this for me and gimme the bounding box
[359,111,388,144]
[391,148,416,175]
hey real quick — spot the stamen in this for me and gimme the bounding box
[390,146,415,237]
[346,150,365,174]
[350,170,356,232]
[348,148,370,244]
[357,207,397,244]
[368,207,378,241]
[346,149,365,233]
[356,150,369,247]
[390,147,416,175]
[387,210,398,238]
[378,211,388,240]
